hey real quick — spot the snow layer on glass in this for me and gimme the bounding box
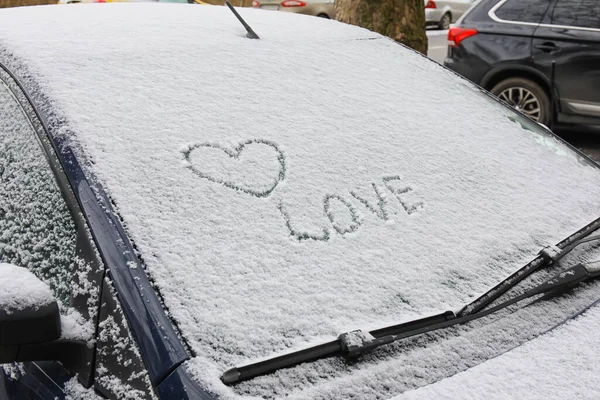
[400,303,600,399]
[0,79,77,308]
[1,4,600,397]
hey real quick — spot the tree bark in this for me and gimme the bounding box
[0,0,55,7]
[335,0,428,55]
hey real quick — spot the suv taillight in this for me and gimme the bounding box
[425,0,436,9]
[448,27,478,47]
[281,0,306,6]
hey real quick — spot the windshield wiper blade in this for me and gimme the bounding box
[221,218,600,384]
[222,260,600,385]
[221,311,456,384]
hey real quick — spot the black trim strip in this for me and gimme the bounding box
[0,61,190,388]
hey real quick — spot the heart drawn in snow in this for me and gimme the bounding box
[182,139,286,198]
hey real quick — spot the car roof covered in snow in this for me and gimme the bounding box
[1,3,600,398]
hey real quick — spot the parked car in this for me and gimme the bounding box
[445,0,600,129]
[251,0,333,19]
[2,3,600,399]
[425,0,474,29]
[58,0,206,4]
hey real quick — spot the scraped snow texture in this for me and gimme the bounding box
[0,263,54,312]
[1,4,600,398]
[399,304,600,400]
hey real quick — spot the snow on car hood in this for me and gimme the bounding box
[400,302,600,400]
[1,3,600,397]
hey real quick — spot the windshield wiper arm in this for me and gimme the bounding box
[222,217,600,384]
[460,217,600,317]
[222,260,600,384]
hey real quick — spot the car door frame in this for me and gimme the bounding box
[0,64,103,393]
[0,59,212,399]
[532,0,600,126]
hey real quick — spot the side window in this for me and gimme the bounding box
[551,0,600,29]
[0,69,116,389]
[494,0,551,23]
[0,78,77,308]
[0,71,155,396]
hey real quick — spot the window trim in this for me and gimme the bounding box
[489,0,600,33]
[0,59,193,389]
[0,65,101,387]
[0,71,84,239]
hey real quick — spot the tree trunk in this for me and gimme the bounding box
[0,0,55,7]
[335,0,428,55]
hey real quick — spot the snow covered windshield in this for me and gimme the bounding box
[1,3,600,397]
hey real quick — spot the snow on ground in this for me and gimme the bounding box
[1,4,600,398]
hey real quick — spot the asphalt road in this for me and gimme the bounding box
[426,30,600,163]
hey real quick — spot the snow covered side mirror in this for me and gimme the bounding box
[0,264,94,387]
[0,263,61,352]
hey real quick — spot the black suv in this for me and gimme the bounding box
[445,0,600,129]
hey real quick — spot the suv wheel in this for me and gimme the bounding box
[491,77,551,126]
[439,13,451,30]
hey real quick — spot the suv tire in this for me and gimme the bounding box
[491,77,551,126]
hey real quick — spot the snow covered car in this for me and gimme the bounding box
[1,3,600,399]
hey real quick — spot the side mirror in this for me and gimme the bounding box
[0,263,61,347]
[0,264,92,387]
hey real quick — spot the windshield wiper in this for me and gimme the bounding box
[461,227,600,317]
[221,218,600,385]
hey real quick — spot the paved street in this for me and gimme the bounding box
[426,30,600,163]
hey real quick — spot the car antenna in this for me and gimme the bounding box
[224,0,260,39]
[549,61,556,132]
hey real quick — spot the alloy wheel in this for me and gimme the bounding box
[498,87,542,122]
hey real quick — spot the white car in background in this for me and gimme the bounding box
[252,0,334,19]
[425,0,475,29]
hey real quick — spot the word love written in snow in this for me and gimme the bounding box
[181,139,423,242]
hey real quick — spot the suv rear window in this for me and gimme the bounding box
[551,0,600,29]
[494,0,551,23]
